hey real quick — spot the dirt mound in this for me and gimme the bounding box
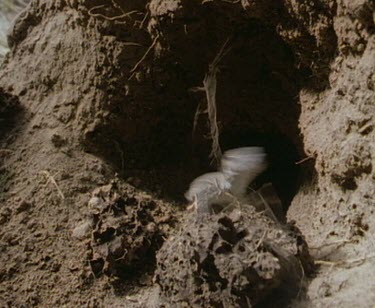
[155,207,312,307]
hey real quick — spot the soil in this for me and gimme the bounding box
[0,0,374,307]
[155,208,313,307]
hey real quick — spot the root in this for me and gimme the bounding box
[138,11,149,29]
[203,71,221,166]
[203,37,232,167]
[134,3,150,29]
[39,170,65,200]
[128,34,160,80]
[191,99,207,137]
[88,5,142,21]
[295,156,313,165]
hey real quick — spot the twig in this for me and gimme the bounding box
[128,34,159,80]
[39,170,65,200]
[358,122,372,134]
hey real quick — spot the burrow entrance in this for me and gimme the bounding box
[84,10,314,215]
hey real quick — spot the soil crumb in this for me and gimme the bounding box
[155,206,313,307]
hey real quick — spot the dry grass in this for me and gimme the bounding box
[39,170,65,200]
[314,253,375,268]
[196,38,232,167]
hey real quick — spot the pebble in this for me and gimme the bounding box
[72,220,92,239]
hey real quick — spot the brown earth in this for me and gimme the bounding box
[0,0,374,307]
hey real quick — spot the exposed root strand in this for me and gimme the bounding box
[202,37,232,167]
[88,5,142,21]
[128,34,160,80]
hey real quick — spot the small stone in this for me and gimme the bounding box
[72,220,92,239]
[88,196,103,212]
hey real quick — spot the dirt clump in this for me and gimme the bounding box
[155,207,312,307]
[86,181,176,280]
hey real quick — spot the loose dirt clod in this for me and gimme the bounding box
[155,206,312,307]
[87,181,176,280]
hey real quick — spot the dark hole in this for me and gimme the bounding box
[89,259,105,277]
[93,227,116,243]
[215,242,233,254]
[220,130,302,212]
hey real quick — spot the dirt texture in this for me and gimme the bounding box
[0,0,374,307]
[155,208,312,307]
[87,181,175,280]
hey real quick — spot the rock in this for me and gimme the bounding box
[72,220,92,239]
